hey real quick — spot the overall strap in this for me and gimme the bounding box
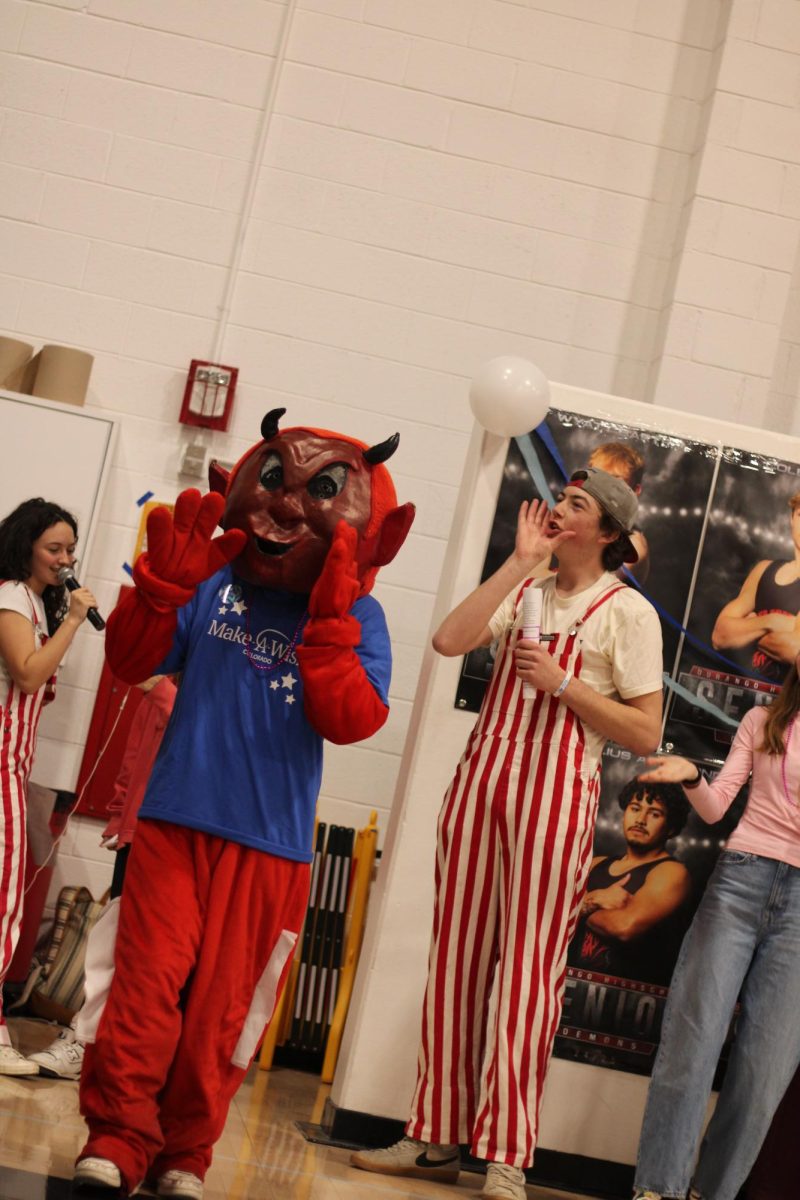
[570,583,627,634]
[24,583,42,628]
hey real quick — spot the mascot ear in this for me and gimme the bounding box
[368,503,415,568]
[208,459,230,496]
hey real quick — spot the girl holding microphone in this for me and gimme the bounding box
[0,498,97,1075]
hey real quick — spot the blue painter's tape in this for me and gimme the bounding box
[122,562,133,577]
[136,491,154,507]
[662,672,738,728]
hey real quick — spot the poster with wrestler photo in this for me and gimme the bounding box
[551,748,745,1077]
[663,453,800,766]
[455,410,717,713]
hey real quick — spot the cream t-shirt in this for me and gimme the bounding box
[0,580,47,704]
[488,571,663,706]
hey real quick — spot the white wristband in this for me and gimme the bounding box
[553,670,572,699]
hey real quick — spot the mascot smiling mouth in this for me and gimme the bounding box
[255,537,294,557]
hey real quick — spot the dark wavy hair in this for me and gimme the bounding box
[599,510,634,572]
[0,498,78,634]
[617,777,691,839]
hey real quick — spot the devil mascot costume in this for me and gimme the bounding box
[73,410,414,1200]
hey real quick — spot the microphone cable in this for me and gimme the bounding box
[24,687,131,896]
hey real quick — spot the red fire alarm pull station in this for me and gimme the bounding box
[179,359,239,431]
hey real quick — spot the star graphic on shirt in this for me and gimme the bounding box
[281,673,296,691]
[231,598,247,615]
[269,679,279,691]
[285,694,296,705]
[218,605,228,614]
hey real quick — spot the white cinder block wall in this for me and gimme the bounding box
[2,0,800,899]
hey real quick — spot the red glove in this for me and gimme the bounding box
[298,522,389,744]
[133,490,245,610]
[106,490,246,683]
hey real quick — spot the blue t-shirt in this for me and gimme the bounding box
[137,567,391,862]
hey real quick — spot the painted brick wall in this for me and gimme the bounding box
[2,0,799,900]
[652,0,800,424]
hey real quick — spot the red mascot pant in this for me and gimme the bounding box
[79,819,309,1191]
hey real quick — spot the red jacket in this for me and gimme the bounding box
[102,678,176,847]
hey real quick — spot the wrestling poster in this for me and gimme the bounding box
[454,410,799,1076]
[553,744,745,1077]
[664,452,800,764]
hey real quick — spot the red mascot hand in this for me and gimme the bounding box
[308,521,361,620]
[298,520,389,744]
[134,490,246,610]
[106,490,246,684]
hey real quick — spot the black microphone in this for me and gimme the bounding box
[57,566,105,631]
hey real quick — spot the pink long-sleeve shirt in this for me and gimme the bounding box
[688,705,800,869]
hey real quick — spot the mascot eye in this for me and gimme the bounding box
[307,463,348,501]
[259,452,283,490]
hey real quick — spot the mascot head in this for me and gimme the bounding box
[209,408,414,596]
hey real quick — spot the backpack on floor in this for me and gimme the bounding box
[21,886,107,1025]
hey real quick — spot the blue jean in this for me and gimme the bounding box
[634,850,800,1200]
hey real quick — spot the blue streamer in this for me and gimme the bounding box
[514,435,556,504]
[535,419,568,477]
[661,672,738,728]
[623,570,774,684]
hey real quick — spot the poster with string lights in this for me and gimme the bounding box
[455,409,797,1076]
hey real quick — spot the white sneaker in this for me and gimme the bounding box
[351,1136,460,1182]
[73,1157,122,1189]
[157,1170,203,1199]
[482,1163,527,1200]
[29,1027,85,1080]
[0,1044,39,1076]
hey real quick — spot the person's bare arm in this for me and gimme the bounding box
[711,561,783,649]
[586,861,691,943]
[639,719,756,824]
[513,638,662,755]
[0,587,96,694]
[757,609,800,663]
[561,683,662,758]
[578,857,616,917]
[432,499,575,657]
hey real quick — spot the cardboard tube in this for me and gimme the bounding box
[31,344,94,407]
[18,352,41,395]
[0,337,35,391]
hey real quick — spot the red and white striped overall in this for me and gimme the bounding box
[408,581,625,1168]
[0,588,53,1045]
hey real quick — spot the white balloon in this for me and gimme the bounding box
[468,356,550,437]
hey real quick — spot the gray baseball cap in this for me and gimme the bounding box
[568,467,639,563]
